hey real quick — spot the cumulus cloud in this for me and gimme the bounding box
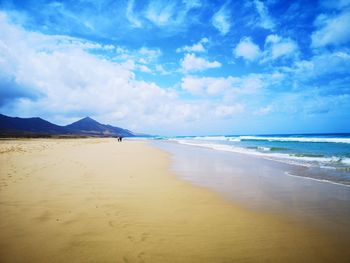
[0,12,245,133]
[176,38,208,53]
[181,76,234,95]
[212,6,231,35]
[181,75,264,96]
[291,51,350,79]
[138,64,152,73]
[262,34,298,61]
[155,64,170,75]
[234,37,261,61]
[0,13,181,127]
[180,53,221,73]
[138,47,161,61]
[113,46,162,74]
[311,10,350,47]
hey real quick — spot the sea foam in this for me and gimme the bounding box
[239,136,350,144]
[172,139,350,169]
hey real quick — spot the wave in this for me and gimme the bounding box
[192,136,241,142]
[180,135,350,144]
[284,172,350,187]
[173,139,350,168]
[248,146,289,152]
[239,136,350,144]
[257,146,271,151]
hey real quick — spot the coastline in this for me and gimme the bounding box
[153,140,350,237]
[163,136,350,186]
[1,138,349,262]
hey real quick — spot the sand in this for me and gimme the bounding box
[0,138,349,262]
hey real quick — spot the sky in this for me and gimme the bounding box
[0,0,349,135]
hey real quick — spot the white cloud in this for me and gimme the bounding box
[212,6,231,35]
[138,47,161,60]
[214,104,244,118]
[113,46,161,74]
[180,53,221,73]
[145,1,175,26]
[138,64,152,73]
[253,0,275,30]
[0,12,244,134]
[254,105,273,115]
[181,75,263,96]
[155,64,170,75]
[181,76,234,95]
[144,0,200,28]
[126,0,142,28]
[262,34,298,61]
[234,37,261,61]
[311,10,350,47]
[290,51,350,79]
[240,75,264,93]
[176,38,208,53]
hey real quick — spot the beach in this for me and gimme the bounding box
[1,138,349,262]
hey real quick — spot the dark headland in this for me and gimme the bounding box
[0,114,143,138]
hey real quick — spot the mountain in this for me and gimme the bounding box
[0,114,136,137]
[66,116,134,136]
[0,114,67,135]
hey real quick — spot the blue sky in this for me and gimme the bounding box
[0,0,349,135]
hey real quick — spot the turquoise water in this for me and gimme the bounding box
[148,134,350,185]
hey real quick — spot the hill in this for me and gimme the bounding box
[66,117,134,137]
[0,114,136,137]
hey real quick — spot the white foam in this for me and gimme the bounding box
[174,135,350,144]
[284,172,350,187]
[192,136,240,141]
[257,146,271,151]
[173,139,349,169]
[341,158,350,165]
[239,136,350,144]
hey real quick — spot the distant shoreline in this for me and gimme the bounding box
[0,134,119,139]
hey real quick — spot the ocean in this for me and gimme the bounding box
[149,133,350,186]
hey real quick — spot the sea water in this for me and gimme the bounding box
[149,133,350,186]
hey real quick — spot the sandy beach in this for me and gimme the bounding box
[0,138,349,262]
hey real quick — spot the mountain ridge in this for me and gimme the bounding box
[0,114,137,137]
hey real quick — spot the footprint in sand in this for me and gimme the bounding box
[108,220,116,227]
[127,232,150,243]
[137,252,146,263]
[140,232,150,242]
[108,220,130,228]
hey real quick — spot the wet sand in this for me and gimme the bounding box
[154,141,350,238]
[0,138,349,262]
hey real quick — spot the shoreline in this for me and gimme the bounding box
[152,140,350,239]
[284,171,350,187]
[159,137,350,186]
[149,138,350,187]
[1,138,349,262]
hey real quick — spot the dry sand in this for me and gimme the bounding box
[0,138,349,262]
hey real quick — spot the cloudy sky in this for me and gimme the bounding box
[0,0,349,135]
